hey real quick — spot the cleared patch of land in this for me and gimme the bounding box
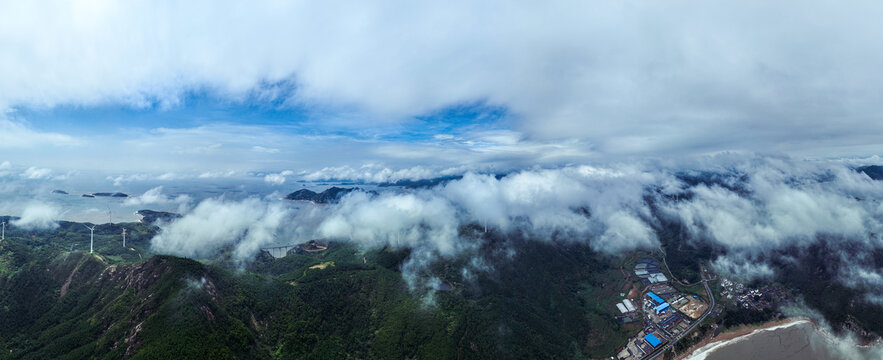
[676,297,708,319]
[308,261,335,270]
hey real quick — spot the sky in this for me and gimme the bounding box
[1,0,882,181]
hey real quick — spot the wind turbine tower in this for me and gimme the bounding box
[1,221,5,242]
[122,228,126,248]
[83,224,96,254]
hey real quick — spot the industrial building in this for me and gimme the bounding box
[644,333,662,348]
[623,299,636,312]
[616,298,637,314]
[654,302,670,315]
[647,292,665,304]
[647,273,668,283]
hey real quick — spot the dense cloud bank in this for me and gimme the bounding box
[150,157,883,305]
[151,198,290,261]
[5,2,883,158]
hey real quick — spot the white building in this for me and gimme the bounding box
[623,299,636,312]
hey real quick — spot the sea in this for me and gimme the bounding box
[687,320,883,360]
[0,175,375,224]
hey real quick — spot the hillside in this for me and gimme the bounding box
[0,216,879,359]
[0,223,643,359]
[858,165,883,180]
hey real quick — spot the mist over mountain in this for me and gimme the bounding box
[139,156,883,331]
[858,165,883,180]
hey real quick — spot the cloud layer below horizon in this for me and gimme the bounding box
[146,157,883,309]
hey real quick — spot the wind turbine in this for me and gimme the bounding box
[122,228,126,248]
[82,224,96,254]
[1,221,5,242]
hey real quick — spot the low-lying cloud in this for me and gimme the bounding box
[318,191,461,255]
[659,159,883,293]
[124,186,192,208]
[10,202,61,230]
[20,166,53,180]
[151,198,290,263]
[303,164,460,183]
[149,156,883,306]
[264,170,294,185]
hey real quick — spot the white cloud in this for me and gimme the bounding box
[145,165,669,289]
[198,170,237,179]
[151,197,290,263]
[663,159,882,252]
[654,157,883,300]
[709,256,775,281]
[303,164,469,183]
[440,167,662,251]
[108,170,241,185]
[136,155,883,305]
[107,173,150,186]
[0,119,79,148]
[310,165,666,286]
[263,170,293,185]
[10,202,61,230]
[252,146,280,153]
[318,191,462,255]
[20,166,52,179]
[596,211,656,253]
[1,1,881,159]
[123,186,191,207]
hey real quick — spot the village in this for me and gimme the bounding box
[719,278,790,311]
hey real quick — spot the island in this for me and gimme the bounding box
[285,187,376,204]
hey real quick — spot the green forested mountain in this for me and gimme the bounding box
[0,222,638,359]
[1,216,877,359]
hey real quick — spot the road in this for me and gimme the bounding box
[642,272,716,360]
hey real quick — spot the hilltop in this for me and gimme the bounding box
[284,187,376,204]
[858,165,883,180]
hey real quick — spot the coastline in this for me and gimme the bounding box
[676,317,810,360]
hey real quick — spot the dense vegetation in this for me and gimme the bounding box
[0,220,640,359]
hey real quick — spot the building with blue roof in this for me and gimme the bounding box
[644,333,662,347]
[654,302,670,314]
[647,292,665,304]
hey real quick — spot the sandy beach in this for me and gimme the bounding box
[676,318,810,360]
